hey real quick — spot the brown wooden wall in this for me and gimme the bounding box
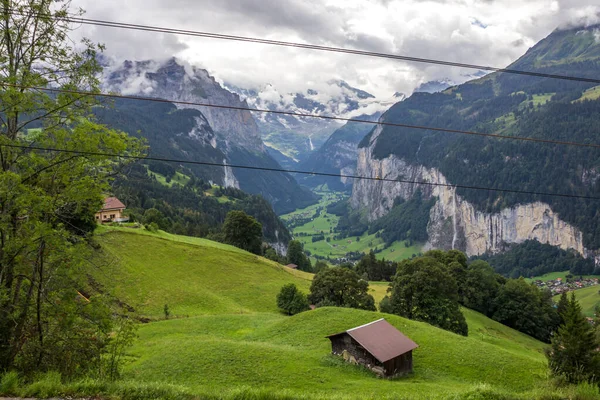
[329,333,413,377]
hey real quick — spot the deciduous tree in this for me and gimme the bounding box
[222,210,262,254]
[308,268,375,311]
[276,283,309,315]
[0,0,144,375]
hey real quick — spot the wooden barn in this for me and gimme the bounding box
[326,318,418,377]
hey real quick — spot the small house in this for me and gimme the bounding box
[286,263,298,270]
[326,318,418,377]
[95,197,128,223]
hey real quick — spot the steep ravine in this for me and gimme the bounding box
[351,125,587,257]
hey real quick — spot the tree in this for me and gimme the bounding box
[287,240,312,272]
[389,256,468,336]
[491,278,558,342]
[222,210,263,254]
[276,284,309,315]
[0,0,144,376]
[313,260,328,274]
[308,268,376,311]
[463,260,500,316]
[557,292,569,323]
[547,293,600,383]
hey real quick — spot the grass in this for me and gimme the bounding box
[6,228,595,399]
[94,228,312,318]
[121,307,560,399]
[144,165,191,188]
[554,285,600,317]
[526,270,597,282]
[281,190,422,262]
[575,85,600,102]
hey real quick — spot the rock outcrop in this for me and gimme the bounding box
[351,125,587,256]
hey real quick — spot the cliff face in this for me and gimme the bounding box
[351,125,587,256]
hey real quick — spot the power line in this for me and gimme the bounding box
[2,142,599,201]
[2,81,600,151]
[6,9,600,85]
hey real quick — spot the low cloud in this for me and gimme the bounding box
[72,0,600,101]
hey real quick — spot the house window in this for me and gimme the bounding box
[95,216,99,220]
[110,214,116,219]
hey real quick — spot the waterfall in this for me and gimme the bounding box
[308,135,314,151]
[452,189,458,250]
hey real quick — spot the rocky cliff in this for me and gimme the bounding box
[351,125,587,257]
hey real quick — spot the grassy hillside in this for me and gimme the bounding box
[85,228,579,399]
[94,228,312,318]
[554,285,600,317]
[128,308,551,399]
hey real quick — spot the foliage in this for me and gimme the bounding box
[101,317,138,381]
[463,260,501,316]
[547,293,600,384]
[475,240,596,278]
[276,284,310,315]
[354,251,397,281]
[492,278,559,342]
[222,211,263,255]
[368,191,435,245]
[115,163,292,246]
[287,240,312,272]
[379,296,393,314]
[389,255,468,336]
[308,268,376,311]
[0,0,144,377]
[361,27,600,249]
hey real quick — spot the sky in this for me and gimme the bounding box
[71,0,600,99]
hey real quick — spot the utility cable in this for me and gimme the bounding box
[4,8,600,85]
[2,82,600,150]
[1,142,600,201]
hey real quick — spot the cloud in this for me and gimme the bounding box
[71,0,600,101]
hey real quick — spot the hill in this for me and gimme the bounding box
[86,227,579,399]
[93,227,311,318]
[554,285,600,317]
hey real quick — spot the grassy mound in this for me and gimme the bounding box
[94,228,311,318]
[126,308,549,399]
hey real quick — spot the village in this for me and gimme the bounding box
[532,276,599,295]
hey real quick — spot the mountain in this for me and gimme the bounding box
[413,72,488,94]
[351,24,600,259]
[226,80,387,162]
[101,58,316,214]
[297,113,381,191]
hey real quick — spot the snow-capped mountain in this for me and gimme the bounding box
[225,80,390,163]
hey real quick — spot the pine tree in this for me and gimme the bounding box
[547,293,600,383]
[556,292,569,324]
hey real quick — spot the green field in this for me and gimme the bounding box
[281,190,422,263]
[526,270,597,282]
[575,85,600,102]
[95,228,312,318]
[554,285,600,317]
[81,227,590,399]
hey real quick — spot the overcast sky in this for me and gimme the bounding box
[71,0,600,99]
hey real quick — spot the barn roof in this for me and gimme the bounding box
[101,197,126,211]
[327,318,418,363]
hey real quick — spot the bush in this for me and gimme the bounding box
[276,284,310,315]
[145,222,159,232]
[23,371,63,398]
[0,371,20,396]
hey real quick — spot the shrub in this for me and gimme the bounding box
[0,371,20,396]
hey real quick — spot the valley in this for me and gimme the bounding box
[281,188,422,264]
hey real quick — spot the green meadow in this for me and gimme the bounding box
[65,227,597,399]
